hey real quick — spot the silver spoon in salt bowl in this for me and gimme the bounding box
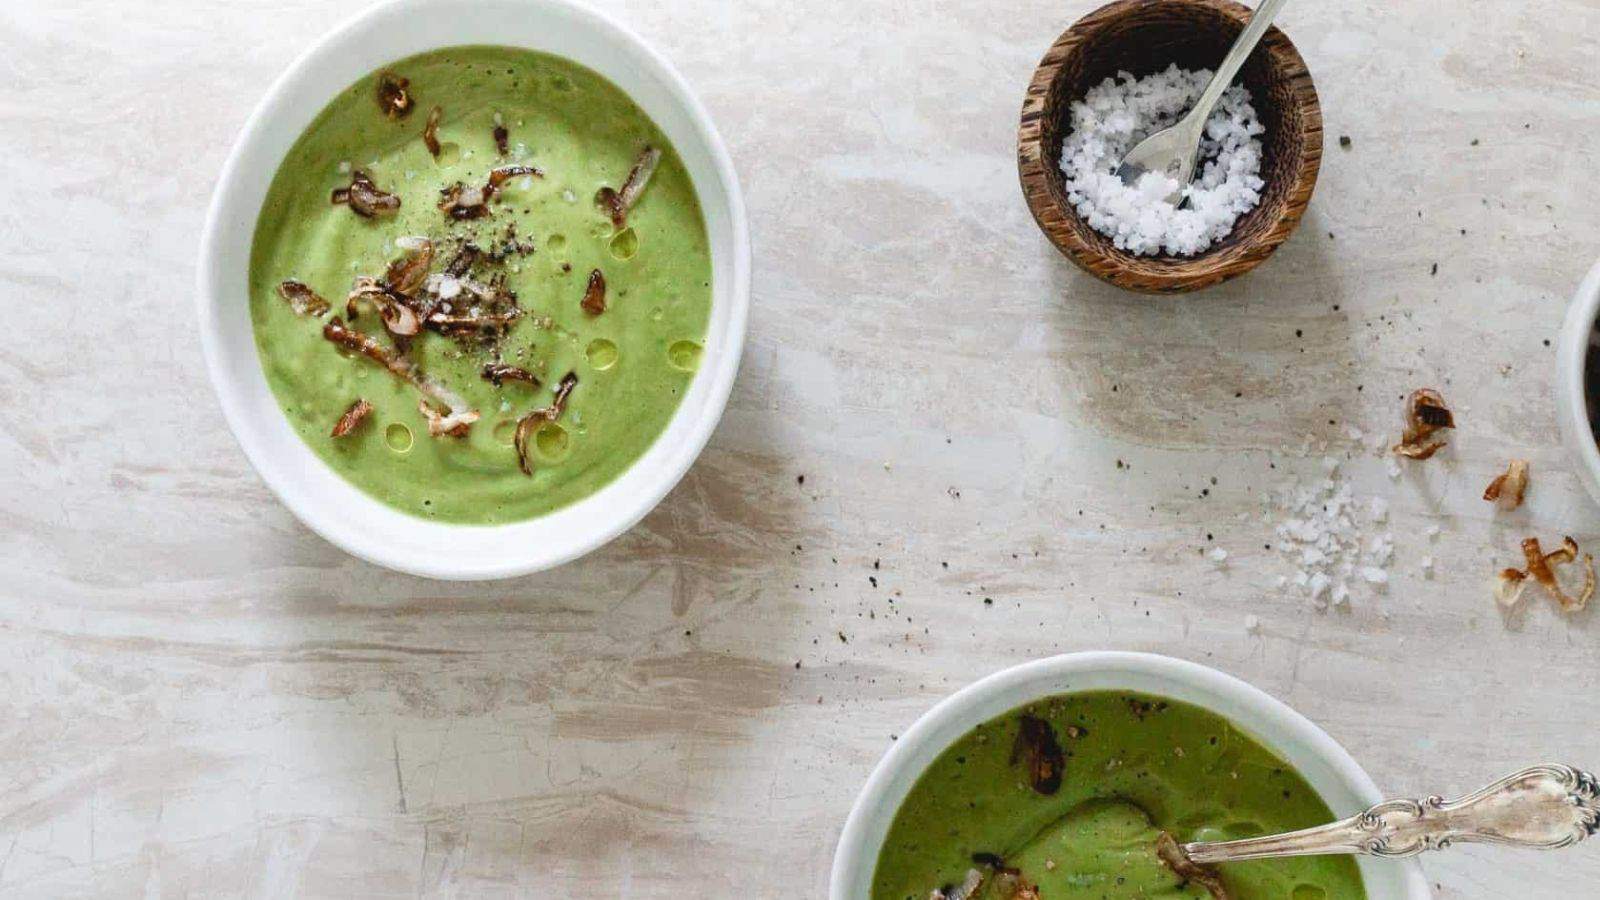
[1113,0,1290,204]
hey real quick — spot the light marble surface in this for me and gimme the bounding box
[5,0,1600,896]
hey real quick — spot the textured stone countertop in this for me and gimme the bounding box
[5,0,1600,895]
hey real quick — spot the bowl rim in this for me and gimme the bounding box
[195,0,750,579]
[828,651,1430,899]
[1017,0,1323,294]
[1556,258,1600,509]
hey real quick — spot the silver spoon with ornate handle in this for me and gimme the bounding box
[1177,764,1600,865]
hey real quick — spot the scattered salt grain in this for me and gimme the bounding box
[1058,65,1265,257]
[1385,457,1402,479]
[1369,497,1388,523]
[1308,571,1330,601]
[1272,470,1395,609]
[337,160,352,174]
[1244,614,1261,634]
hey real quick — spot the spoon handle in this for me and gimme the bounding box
[1184,0,1290,128]
[1184,764,1600,864]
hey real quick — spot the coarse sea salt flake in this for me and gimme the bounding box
[1058,65,1265,257]
[1308,572,1331,600]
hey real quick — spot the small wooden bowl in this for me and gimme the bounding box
[1018,0,1323,294]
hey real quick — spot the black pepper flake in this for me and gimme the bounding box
[1338,134,1352,148]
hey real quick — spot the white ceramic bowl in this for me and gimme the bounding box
[831,652,1428,899]
[1557,259,1600,511]
[197,0,749,579]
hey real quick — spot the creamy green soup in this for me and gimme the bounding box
[249,46,710,523]
[872,691,1366,900]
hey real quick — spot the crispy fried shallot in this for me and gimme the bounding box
[322,318,478,438]
[344,238,433,337]
[438,165,543,220]
[580,268,607,316]
[492,111,509,156]
[331,399,373,437]
[595,145,661,230]
[346,277,422,337]
[513,371,578,476]
[331,170,401,218]
[481,363,541,388]
[426,308,523,337]
[276,279,330,317]
[1393,388,1454,460]
[1156,833,1230,900]
[422,105,442,157]
[1484,459,1530,509]
[929,868,984,900]
[385,236,434,294]
[1010,714,1064,795]
[1497,536,1596,612]
[417,399,477,438]
[990,870,1040,900]
[376,71,413,118]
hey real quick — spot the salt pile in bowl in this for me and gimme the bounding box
[1059,64,1265,257]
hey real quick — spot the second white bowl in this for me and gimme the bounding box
[830,652,1429,899]
[1557,258,1600,511]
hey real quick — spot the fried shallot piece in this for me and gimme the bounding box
[595,145,661,230]
[1010,714,1064,795]
[331,170,401,218]
[331,399,373,437]
[322,317,479,437]
[422,105,443,157]
[1155,833,1230,900]
[344,238,433,337]
[1484,459,1530,509]
[580,268,607,316]
[513,371,578,476]
[1393,388,1454,459]
[481,363,541,388]
[1497,536,1596,613]
[492,111,509,156]
[376,71,413,118]
[346,277,422,337]
[276,279,330,317]
[437,164,543,220]
[929,868,984,900]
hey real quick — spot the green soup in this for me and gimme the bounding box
[871,691,1366,900]
[249,46,711,523]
